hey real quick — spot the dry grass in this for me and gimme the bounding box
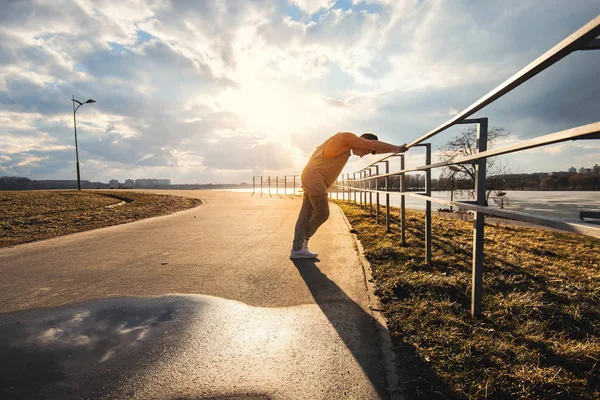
[336,201,600,400]
[0,190,202,247]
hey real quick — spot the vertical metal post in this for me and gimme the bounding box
[72,95,81,191]
[336,178,339,200]
[472,118,488,318]
[347,174,350,203]
[268,176,271,195]
[401,155,406,245]
[276,176,279,195]
[284,175,287,195]
[375,165,380,224]
[344,174,350,202]
[348,173,351,203]
[425,144,432,264]
[252,176,255,195]
[353,173,357,204]
[385,161,390,232]
[293,175,296,195]
[369,169,373,216]
[359,171,363,208]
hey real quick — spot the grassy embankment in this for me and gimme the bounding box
[336,200,599,400]
[0,191,202,248]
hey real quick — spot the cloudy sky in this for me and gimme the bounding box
[1,0,599,184]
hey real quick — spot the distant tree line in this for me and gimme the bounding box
[347,171,600,192]
[0,176,109,190]
[0,176,253,190]
[501,172,600,191]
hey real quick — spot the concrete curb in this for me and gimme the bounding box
[332,203,404,400]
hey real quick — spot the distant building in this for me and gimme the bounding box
[568,167,577,173]
[594,164,600,173]
[134,178,171,188]
[579,167,592,175]
[109,179,120,188]
[125,179,135,188]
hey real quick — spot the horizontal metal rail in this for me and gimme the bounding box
[336,15,600,318]
[336,185,600,238]
[405,15,600,148]
[348,121,600,181]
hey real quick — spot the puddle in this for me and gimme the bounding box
[0,297,182,399]
[0,294,383,400]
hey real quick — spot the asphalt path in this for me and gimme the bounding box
[0,190,390,399]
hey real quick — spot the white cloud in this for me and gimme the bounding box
[0,0,599,183]
[292,0,335,15]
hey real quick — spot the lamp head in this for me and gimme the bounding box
[85,99,96,104]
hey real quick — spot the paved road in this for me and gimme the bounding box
[0,190,389,399]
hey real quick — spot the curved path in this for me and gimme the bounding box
[0,190,391,399]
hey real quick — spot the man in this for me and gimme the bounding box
[290,132,407,259]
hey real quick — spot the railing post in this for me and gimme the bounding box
[359,171,363,208]
[268,176,271,196]
[353,173,357,204]
[260,176,263,197]
[425,144,432,264]
[284,175,287,195]
[385,161,390,232]
[293,175,296,195]
[401,155,406,245]
[369,168,373,217]
[252,176,255,195]
[276,176,279,195]
[348,173,351,203]
[375,165,380,224]
[472,118,488,318]
[336,177,339,200]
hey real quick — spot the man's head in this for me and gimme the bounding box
[352,132,379,157]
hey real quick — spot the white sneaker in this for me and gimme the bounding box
[290,248,318,259]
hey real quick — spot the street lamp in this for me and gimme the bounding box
[71,95,96,190]
[449,165,461,212]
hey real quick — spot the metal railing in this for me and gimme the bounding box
[335,15,600,317]
[252,175,302,196]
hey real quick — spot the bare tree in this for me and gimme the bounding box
[437,127,512,204]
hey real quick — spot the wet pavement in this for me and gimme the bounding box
[0,293,384,399]
[0,191,390,399]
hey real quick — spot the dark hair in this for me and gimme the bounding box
[360,133,378,154]
[360,132,378,141]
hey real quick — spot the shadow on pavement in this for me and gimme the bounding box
[292,258,459,400]
[292,258,390,399]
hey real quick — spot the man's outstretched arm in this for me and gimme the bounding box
[339,132,407,154]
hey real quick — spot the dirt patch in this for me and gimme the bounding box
[0,190,202,248]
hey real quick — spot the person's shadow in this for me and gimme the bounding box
[291,258,456,400]
[291,257,390,398]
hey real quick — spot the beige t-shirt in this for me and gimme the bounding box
[301,134,351,195]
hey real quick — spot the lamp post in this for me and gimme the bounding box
[449,165,460,212]
[72,95,96,190]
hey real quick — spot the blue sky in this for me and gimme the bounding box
[0,0,599,183]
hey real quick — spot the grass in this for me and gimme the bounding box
[336,200,600,400]
[0,190,202,247]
